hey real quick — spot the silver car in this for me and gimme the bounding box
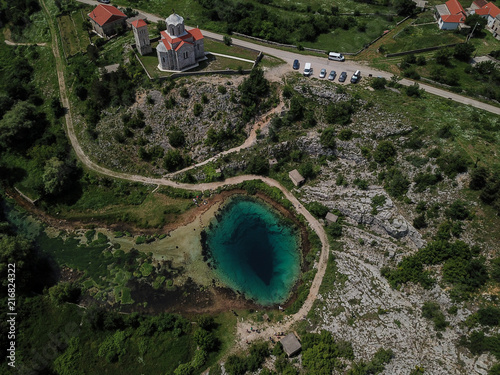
[319,69,327,78]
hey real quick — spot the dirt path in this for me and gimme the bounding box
[166,100,284,177]
[4,40,48,46]
[40,0,331,348]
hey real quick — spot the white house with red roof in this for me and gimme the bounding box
[470,1,500,28]
[156,13,205,71]
[435,0,467,29]
[88,4,127,37]
[131,19,152,56]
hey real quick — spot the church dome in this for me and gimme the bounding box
[166,13,184,26]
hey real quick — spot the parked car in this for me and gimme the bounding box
[293,59,300,70]
[303,63,312,76]
[350,70,361,83]
[319,68,327,78]
[338,72,347,82]
[328,70,336,81]
[98,0,110,3]
[328,52,345,61]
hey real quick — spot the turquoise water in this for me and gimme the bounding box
[204,196,301,306]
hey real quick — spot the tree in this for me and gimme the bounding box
[320,128,336,150]
[469,166,489,190]
[394,0,416,16]
[0,101,40,150]
[239,68,269,106]
[0,235,36,294]
[454,43,475,62]
[465,14,487,36]
[246,155,269,175]
[42,157,73,195]
[370,77,387,90]
[168,127,186,148]
[49,282,81,304]
[223,35,232,45]
[435,49,451,66]
[405,83,423,98]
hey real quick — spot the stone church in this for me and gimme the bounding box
[157,13,205,71]
[132,12,205,71]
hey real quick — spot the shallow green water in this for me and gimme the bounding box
[204,196,301,306]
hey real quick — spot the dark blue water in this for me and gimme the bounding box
[205,196,301,306]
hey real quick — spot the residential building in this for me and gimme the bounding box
[435,0,466,29]
[88,4,127,38]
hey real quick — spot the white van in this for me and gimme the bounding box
[328,52,345,62]
[303,63,312,76]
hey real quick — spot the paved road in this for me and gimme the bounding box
[78,0,500,115]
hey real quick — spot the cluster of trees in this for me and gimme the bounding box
[239,67,270,122]
[302,330,354,373]
[0,0,40,36]
[469,166,500,214]
[0,44,79,200]
[382,239,488,299]
[225,342,270,375]
[197,0,413,44]
[325,100,358,126]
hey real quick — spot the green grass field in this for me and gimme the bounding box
[204,38,259,60]
[305,15,398,53]
[384,23,466,54]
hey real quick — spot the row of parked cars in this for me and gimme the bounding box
[294,59,360,83]
[292,52,360,83]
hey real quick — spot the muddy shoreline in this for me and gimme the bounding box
[5,187,312,314]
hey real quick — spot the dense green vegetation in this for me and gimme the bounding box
[382,239,488,300]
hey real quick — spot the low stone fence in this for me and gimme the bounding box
[385,42,464,57]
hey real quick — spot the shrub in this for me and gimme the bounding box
[217,85,227,95]
[469,166,489,190]
[326,222,342,238]
[223,35,232,46]
[168,127,186,148]
[180,87,189,99]
[371,77,387,90]
[422,301,448,331]
[320,127,336,150]
[338,129,353,141]
[373,141,396,164]
[383,168,410,199]
[445,200,472,221]
[477,306,500,326]
[413,214,427,229]
[193,103,203,116]
[436,152,469,178]
[325,100,356,125]
[406,83,423,98]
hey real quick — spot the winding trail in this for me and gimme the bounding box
[39,0,331,345]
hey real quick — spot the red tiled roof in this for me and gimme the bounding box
[441,14,465,22]
[483,2,500,17]
[160,30,189,44]
[88,4,126,27]
[188,28,204,40]
[160,39,172,51]
[175,40,193,51]
[475,7,491,14]
[473,0,488,7]
[445,0,465,15]
[131,19,147,28]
